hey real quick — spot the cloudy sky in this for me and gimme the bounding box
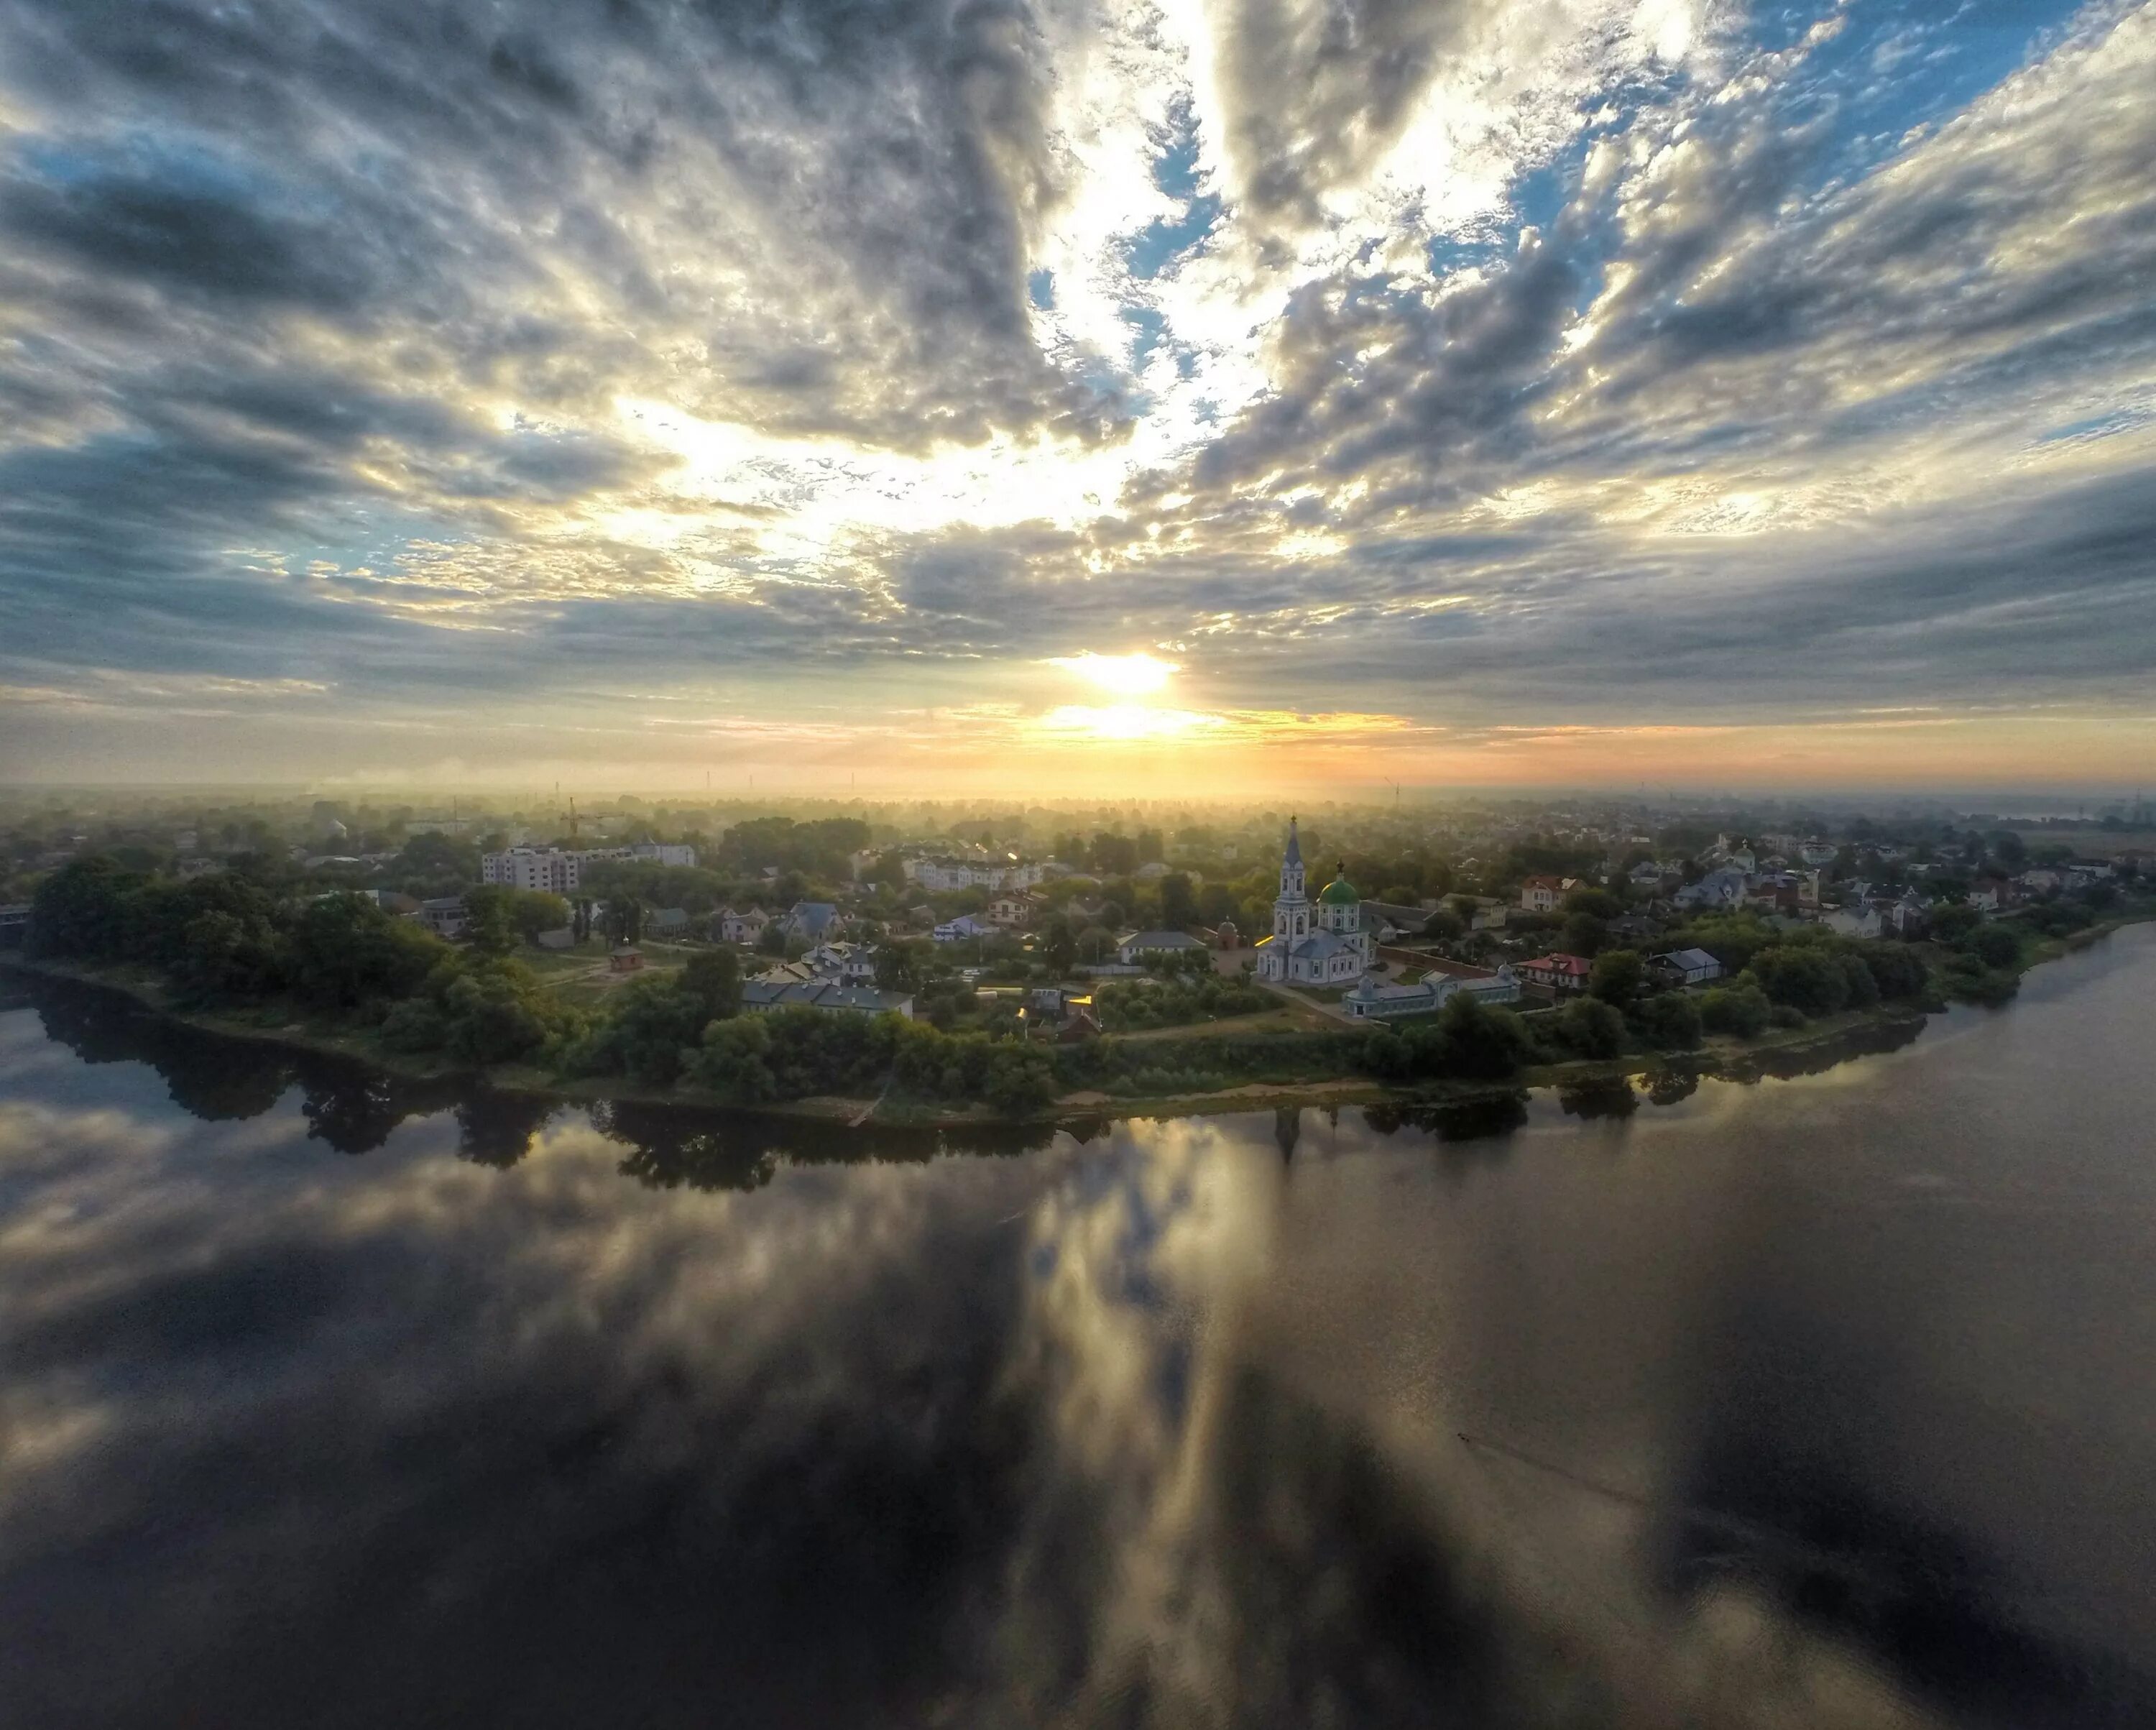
[0,0,2151,793]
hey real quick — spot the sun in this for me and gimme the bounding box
[1049,651,1179,697]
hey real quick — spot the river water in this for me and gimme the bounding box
[4,929,2155,1729]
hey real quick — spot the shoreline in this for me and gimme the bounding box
[6,915,2147,1129]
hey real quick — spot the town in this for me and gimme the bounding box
[5,786,2151,1118]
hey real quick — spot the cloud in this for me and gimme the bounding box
[0,0,2151,783]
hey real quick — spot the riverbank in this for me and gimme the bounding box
[7,914,2149,1128]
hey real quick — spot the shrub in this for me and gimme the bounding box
[1698,983,1770,1038]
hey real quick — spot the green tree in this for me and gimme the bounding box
[1969,924,2021,969]
[1588,949,1645,1005]
[681,947,743,1021]
[1160,872,1197,931]
[693,1015,778,1101]
[1639,992,1702,1049]
[461,885,520,957]
[1699,982,1770,1038]
[1552,997,1625,1059]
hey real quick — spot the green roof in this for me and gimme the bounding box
[1318,870,1359,906]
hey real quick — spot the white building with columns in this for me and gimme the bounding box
[1253,818,1372,986]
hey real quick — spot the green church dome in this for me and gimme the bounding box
[1318,868,1359,906]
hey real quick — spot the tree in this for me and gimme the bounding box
[1562,911,1608,958]
[26,857,142,959]
[1553,997,1625,1059]
[1041,921,1077,977]
[1969,924,2021,969]
[461,885,520,957]
[287,893,446,1007]
[693,1015,777,1101]
[681,947,743,1021]
[1699,982,1769,1038]
[1160,872,1197,931]
[1639,992,1701,1049]
[1588,949,1645,1005]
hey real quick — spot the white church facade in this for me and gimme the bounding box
[1253,818,1372,986]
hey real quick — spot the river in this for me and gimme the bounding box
[4,929,2155,1728]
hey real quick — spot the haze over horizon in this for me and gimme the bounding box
[2,0,2153,793]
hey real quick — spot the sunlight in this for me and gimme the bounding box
[1049,652,1180,698]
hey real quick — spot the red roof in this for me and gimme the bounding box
[1523,953,1592,977]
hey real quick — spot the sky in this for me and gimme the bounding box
[0,0,2152,796]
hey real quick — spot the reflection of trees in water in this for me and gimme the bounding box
[1646,1068,1701,1107]
[453,1092,559,1168]
[1557,1078,1640,1121]
[1362,1092,1530,1147]
[592,1099,1059,1194]
[1720,1015,1927,1084]
[25,972,455,1153]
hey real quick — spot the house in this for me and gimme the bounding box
[648,907,692,937]
[609,944,644,972]
[1518,875,1570,914]
[1056,1008,1102,1042]
[1674,867,1749,911]
[780,901,842,944]
[986,893,1038,928]
[934,914,996,944]
[740,977,913,1019]
[1115,930,1209,965]
[1606,913,1660,946]
[1628,861,1674,891]
[717,906,770,945]
[1822,906,1882,939]
[2017,868,2065,894]
[806,942,877,985]
[1797,840,1840,868]
[417,896,468,939]
[1884,896,1929,938]
[1650,947,1723,988]
[1518,953,1593,994]
[1966,878,2014,915]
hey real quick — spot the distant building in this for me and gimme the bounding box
[1518,953,1592,994]
[1252,821,1372,985]
[647,907,692,937]
[417,896,468,939]
[1115,930,1209,965]
[1342,963,1520,1021]
[934,914,996,943]
[780,901,842,944]
[740,978,913,1019]
[1650,947,1723,988]
[1518,875,1571,914]
[609,944,644,972]
[716,906,770,945]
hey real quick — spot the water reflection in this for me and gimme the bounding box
[6,934,2156,1728]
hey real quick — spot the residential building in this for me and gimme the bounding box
[717,906,770,945]
[1519,875,1570,914]
[934,913,996,943]
[805,942,877,985]
[740,978,913,1018]
[648,907,692,937]
[483,847,584,893]
[986,893,1039,928]
[1650,947,1723,987]
[417,896,468,939]
[906,856,1046,893]
[1822,906,1883,939]
[1797,840,1841,867]
[630,843,698,868]
[1253,820,1373,986]
[780,901,842,944]
[1518,953,1593,994]
[1115,930,1209,965]
[1674,866,1750,911]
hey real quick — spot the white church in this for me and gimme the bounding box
[1253,818,1373,986]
